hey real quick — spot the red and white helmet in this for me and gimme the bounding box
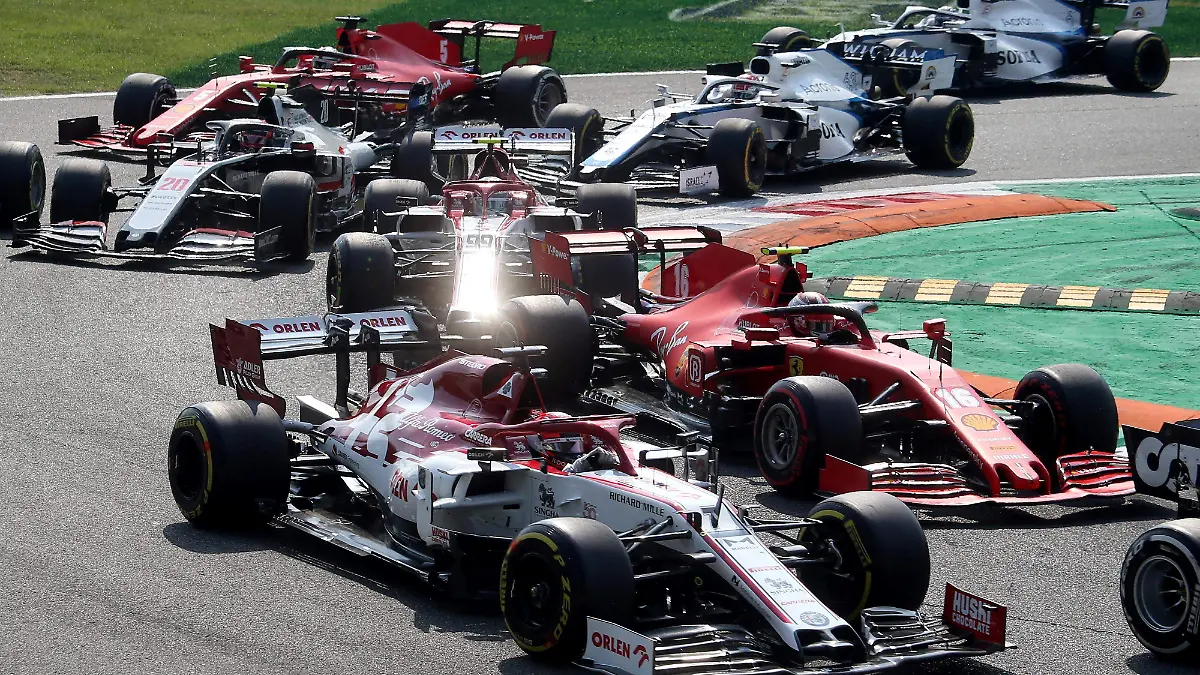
[787,292,837,336]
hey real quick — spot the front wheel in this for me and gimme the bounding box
[497,295,594,408]
[259,170,316,261]
[903,95,974,170]
[706,118,766,197]
[363,178,430,234]
[544,103,605,164]
[1015,363,1118,467]
[575,182,637,230]
[1121,519,1200,660]
[755,27,812,56]
[753,376,863,496]
[0,141,46,227]
[327,232,397,312]
[501,518,634,662]
[1106,30,1170,92]
[50,159,111,224]
[801,491,931,620]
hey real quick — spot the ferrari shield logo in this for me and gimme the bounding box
[788,356,804,376]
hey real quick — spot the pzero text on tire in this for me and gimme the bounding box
[500,518,633,662]
[1106,30,1170,92]
[113,73,176,128]
[1121,518,1200,660]
[364,179,430,234]
[49,159,111,224]
[0,141,46,227]
[753,376,863,496]
[495,66,567,128]
[327,232,397,313]
[259,170,316,262]
[497,295,594,407]
[706,118,767,197]
[801,491,931,620]
[167,400,291,529]
[903,95,974,170]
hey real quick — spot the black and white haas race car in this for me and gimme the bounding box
[168,308,1010,674]
[327,128,638,350]
[532,47,973,197]
[1120,419,1200,661]
[819,0,1170,92]
[11,85,414,264]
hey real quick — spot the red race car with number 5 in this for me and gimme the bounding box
[507,227,1135,508]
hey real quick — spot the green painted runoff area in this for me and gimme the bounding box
[801,176,1200,410]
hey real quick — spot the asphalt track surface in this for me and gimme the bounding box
[2,65,1200,675]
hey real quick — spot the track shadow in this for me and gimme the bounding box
[952,78,1175,103]
[161,520,274,554]
[1126,652,1197,675]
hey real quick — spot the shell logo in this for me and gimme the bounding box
[960,413,999,432]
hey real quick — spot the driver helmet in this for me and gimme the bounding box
[236,129,271,152]
[787,291,837,336]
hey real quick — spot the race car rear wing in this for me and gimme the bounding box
[427,19,557,70]
[1123,420,1200,517]
[210,310,436,416]
[430,126,575,155]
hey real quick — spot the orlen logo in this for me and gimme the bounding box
[508,129,568,140]
[438,130,460,139]
[252,321,321,334]
[360,315,408,328]
[591,632,649,667]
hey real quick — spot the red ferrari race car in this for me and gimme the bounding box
[502,228,1136,508]
[58,17,565,155]
[325,129,638,352]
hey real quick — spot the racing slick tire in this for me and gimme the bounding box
[544,103,605,165]
[755,27,813,56]
[753,376,864,496]
[501,517,634,663]
[1015,363,1119,469]
[495,65,567,129]
[1121,518,1200,660]
[327,232,397,313]
[576,183,637,230]
[0,141,46,228]
[707,118,767,198]
[364,179,431,234]
[1106,30,1171,92]
[113,73,176,128]
[497,295,594,407]
[49,159,111,224]
[802,492,931,621]
[874,39,924,98]
[391,130,439,189]
[167,400,291,529]
[578,253,640,307]
[259,170,316,262]
[902,95,974,170]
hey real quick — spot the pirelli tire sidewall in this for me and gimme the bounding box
[500,518,634,662]
[707,118,767,198]
[1106,30,1171,92]
[902,95,974,170]
[753,376,863,496]
[167,401,291,530]
[1014,363,1119,467]
[1121,519,1200,660]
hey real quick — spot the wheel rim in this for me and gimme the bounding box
[534,82,565,126]
[1138,39,1170,87]
[507,552,561,636]
[761,402,801,470]
[171,434,206,503]
[30,156,46,211]
[1133,554,1191,633]
[1022,392,1058,452]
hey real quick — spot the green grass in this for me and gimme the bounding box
[1095,3,1200,59]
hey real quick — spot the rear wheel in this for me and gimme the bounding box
[392,131,438,189]
[544,103,605,164]
[1015,363,1118,470]
[1106,30,1170,92]
[576,182,637,230]
[167,400,290,529]
[363,179,430,234]
[50,159,111,223]
[113,73,176,127]
[501,518,634,662]
[903,95,974,169]
[1121,519,1200,660]
[497,295,594,408]
[756,27,812,56]
[259,170,316,261]
[753,376,863,496]
[0,142,46,227]
[876,39,923,98]
[801,492,930,621]
[578,253,639,306]
[707,118,767,197]
[495,66,567,128]
[327,232,396,312]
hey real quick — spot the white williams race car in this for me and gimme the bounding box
[818,0,1170,92]
[170,305,1011,673]
[12,85,415,263]
[534,47,974,197]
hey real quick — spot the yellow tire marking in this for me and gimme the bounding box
[1056,285,1101,308]
[844,275,889,299]
[914,278,958,302]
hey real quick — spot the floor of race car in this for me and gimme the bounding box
[3,68,1200,675]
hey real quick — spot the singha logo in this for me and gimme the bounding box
[539,483,555,509]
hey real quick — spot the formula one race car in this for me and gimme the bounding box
[506,228,1135,508]
[167,309,1010,673]
[326,128,639,348]
[58,16,565,155]
[815,0,1170,93]
[529,47,973,197]
[14,86,407,263]
[1120,419,1199,660]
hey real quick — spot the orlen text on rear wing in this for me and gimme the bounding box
[428,19,557,69]
[432,126,575,156]
[210,309,436,417]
